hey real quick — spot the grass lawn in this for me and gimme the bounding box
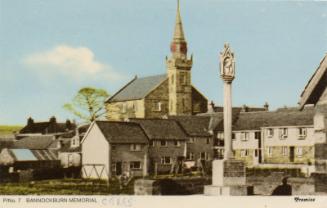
[0,125,22,135]
[0,178,135,195]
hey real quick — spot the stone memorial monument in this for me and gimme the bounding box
[204,43,252,196]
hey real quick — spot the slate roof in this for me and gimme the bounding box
[299,54,327,108]
[107,74,167,102]
[169,116,212,137]
[12,135,57,149]
[130,119,188,141]
[233,107,315,131]
[95,121,148,144]
[199,111,240,132]
[8,149,58,161]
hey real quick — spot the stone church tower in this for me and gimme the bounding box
[166,1,193,116]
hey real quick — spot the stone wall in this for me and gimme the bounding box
[144,79,169,118]
[191,87,208,114]
[246,173,316,195]
[106,99,145,121]
[315,143,327,159]
[134,177,211,195]
[312,173,327,193]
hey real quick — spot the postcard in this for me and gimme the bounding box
[0,0,326,208]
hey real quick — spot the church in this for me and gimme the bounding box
[105,2,208,121]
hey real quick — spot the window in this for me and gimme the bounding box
[282,146,288,156]
[153,102,162,112]
[200,152,209,160]
[68,154,73,166]
[298,128,307,139]
[121,103,127,113]
[267,128,274,137]
[161,156,171,164]
[241,132,249,141]
[187,152,194,160]
[130,161,141,169]
[297,147,303,157]
[133,102,138,112]
[112,163,116,173]
[174,141,180,147]
[171,74,175,85]
[217,132,224,139]
[241,149,249,157]
[130,144,141,151]
[232,133,235,140]
[111,145,116,150]
[149,140,155,147]
[267,147,273,157]
[279,128,288,139]
[72,138,76,146]
[188,138,195,143]
[160,140,167,147]
[206,138,211,144]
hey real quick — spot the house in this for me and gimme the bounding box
[105,2,207,121]
[299,54,327,109]
[17,116,76,139]
[168,116,214,169]
[299,54,327,172]
[130,118,188,174]
[231,112,266,167]
[0,148,60,181]
[81,121,149,180]
[58,124,89,170]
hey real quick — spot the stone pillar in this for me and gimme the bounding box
[223,80,233,159]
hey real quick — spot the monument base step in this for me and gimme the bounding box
[204,185,253,196]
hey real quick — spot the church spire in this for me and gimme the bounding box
[173,0,185,41]
[170,0,187,58]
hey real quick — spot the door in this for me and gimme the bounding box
[289,146,295,162]
[116,162,122,175]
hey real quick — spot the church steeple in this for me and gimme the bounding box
[170,0,187,59]
[166,0,193,116]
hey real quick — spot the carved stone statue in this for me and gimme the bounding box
[220,43,235,80]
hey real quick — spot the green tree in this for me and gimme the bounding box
[64,87,109,122]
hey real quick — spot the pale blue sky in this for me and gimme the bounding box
[0,0,326,125]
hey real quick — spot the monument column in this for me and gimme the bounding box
[204,43,252,196]
[220,43,235,159]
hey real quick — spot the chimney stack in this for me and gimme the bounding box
[49,116,57,124]
[27,117,34,126]
[264,102,269,111]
